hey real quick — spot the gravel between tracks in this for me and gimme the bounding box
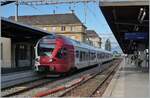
[59,60,121,97]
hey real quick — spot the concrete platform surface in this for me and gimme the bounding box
[103,58,149,98]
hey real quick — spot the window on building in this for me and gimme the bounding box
[16,44,27,60]
[51,27,56,31]
[61,26,66,31]
[70,26,73,31]
[43,27,47,31]
[70,36,76,40]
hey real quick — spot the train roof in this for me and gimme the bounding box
[65,36,112,54]
[41,34,112,54]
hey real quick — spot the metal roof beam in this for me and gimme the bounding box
[99,0,149,6]
[114,21,148,27]
[1,1,15,6]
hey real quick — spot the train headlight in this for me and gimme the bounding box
[49,59,53,62]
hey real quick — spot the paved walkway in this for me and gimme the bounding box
[103,58,149,98]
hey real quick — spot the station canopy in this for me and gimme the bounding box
[99,0,149,54]
[1,17,52,41]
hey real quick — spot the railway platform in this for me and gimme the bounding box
[103,58,149,97]
[2,66,32,74]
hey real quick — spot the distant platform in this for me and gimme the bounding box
[103,58,149,97]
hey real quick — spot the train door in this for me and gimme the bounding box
[15,44,31,67]
[75,48,80,68]
[65,46,74,69]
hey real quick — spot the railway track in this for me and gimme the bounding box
[32,59,122,97]
[1,63,98,97]
[1,59,121,97]
[58,59,121,97]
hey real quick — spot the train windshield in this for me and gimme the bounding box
[38,44,55,56]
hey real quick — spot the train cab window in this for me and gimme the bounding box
[39,48,53,56]
[38,44,55,57]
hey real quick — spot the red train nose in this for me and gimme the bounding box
[40,57,54,64]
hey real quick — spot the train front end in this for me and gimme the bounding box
[34,35,73,74]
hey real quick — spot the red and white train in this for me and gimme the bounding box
[34,34,113,73]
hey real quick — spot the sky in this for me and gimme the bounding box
[1,1,122,52]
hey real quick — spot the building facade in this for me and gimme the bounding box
[9,13,87,43]
[86,30,102,48]
[0,37,11,68]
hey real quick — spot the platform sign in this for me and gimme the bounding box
[125,32,148,40]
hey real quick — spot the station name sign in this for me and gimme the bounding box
[125,32,148,40]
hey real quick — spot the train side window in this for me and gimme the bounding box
[79,51,82,61]
[82,52,84,61]
[86,52,88,60]
[88,52,90,60]
[83,52,85,61]
[90,53,93,60]
[94,53,96,59]
[84,52,86,61]
[97,53,100,59]
[76,50,79,58]
[100,53,103,58]
[1,43,3,60]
